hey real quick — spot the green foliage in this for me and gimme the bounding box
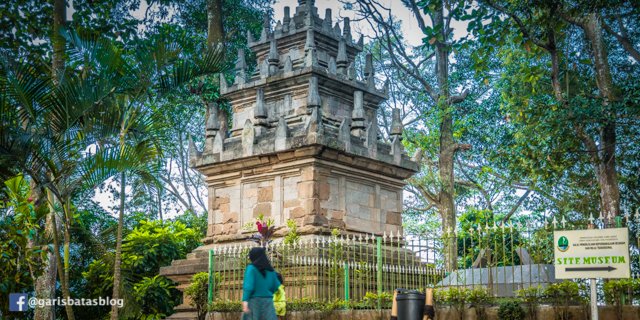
[603,279,640,320]
[283,219,300,245]
[131,275,179,319]
[434,287,467,320]
[82,218,201,319]
[359,291,393,309]
[0,175,46,316]
[173,211,207,238]
[497,300,525,320]
[434,287,494,320]
[516,286,542,320]
[466,288,493,320]
[457,209,525,267]
[208,299,242,312]
[543,281,587,320]
[287,297,326,312]
[466,287,492,305]
[185,272,222,320]
[322,299,352,311]
[287,297,352,312]
[123,220,201,274]
[543,281,586,305]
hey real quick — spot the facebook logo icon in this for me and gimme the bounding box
[9,293,28,312]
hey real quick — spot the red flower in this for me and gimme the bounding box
[256,221,264,233]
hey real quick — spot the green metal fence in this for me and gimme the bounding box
[207,214,640,304]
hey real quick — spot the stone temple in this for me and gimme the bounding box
[160,0,418,317]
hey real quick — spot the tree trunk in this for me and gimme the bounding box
[207,0,224,48]
[582,13,620,219]
[110,171,126,320]
[178,133,194,212]
[61,200,75,320]
[46,189,73,320]
[29,181,55,320]
[157,188,163,221]
[433,4,457,271]
[207,0,228,137]
[33,211,57,320]
[52,0,66,81]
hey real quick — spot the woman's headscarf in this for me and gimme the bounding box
[248,247,274,276]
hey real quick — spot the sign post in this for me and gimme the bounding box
[554,227,631,320]
[589,278,597,320]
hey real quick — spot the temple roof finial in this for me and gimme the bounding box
[390,108,403,137]
[336,38,348,75]
[343,17,352,42]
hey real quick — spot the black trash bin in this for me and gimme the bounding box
[396,289,425,320]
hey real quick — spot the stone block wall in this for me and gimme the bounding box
[203,150,405,244]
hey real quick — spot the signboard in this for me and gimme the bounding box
[554,228,630,279]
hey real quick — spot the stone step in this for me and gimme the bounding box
[186,250,210,260]
[172,256,208,266]
[160,263,209,277]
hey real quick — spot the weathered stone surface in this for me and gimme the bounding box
[323,8,332,32]
[284,199,300,208]
[351,90,365,137]
[257,186,273,202]
[385,211,402,225]
[390,108,403,136]
[327,56,336,74]
[253,202,271,217]
[234,49,247,85]
[290,207,306,219]
[297,181,318,198]
[283,55,293,72]
[274,116,289,151]
[338,118,351,152]
[318,181,330,200]
[241,119,254,156]
[336,38,348,74]
[267,38,279,76]
[365,121,378,158]
[390,135,403,164]
[188,135,201,166]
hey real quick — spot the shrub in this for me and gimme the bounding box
[132,275,180,319]
[603,279,640,320]
[466,288,493,320]
[434,287,468,320]
[543,281,587,320]
[516,286,542,320]
[208,300,242,312]
[185,272,221,320]
[287,297,325,311]
[360,291,394,309]
[497,300,525,320]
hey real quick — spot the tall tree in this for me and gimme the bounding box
[349,0,470,269]
[476,0,640,221]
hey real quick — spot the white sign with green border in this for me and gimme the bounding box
[553,228,630,279]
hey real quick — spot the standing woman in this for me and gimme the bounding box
[242,247,280,320]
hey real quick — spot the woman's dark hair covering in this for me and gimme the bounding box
[249,247,274,276]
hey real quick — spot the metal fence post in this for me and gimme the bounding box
[208,249,214,304]
[376,236,382,310]
[344,262,350,302]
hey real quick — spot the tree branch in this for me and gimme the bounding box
[602,19,640,63]
[482,0,551,50]
[502,189,531,222]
